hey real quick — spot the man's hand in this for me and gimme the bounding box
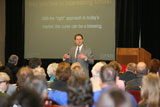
[78,54,87,59]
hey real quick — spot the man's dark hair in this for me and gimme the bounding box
[7,88,43,107]
[68,76,93,107]
[149,58,160,73]
[28,58,42,69]
[100,64,117,84]
[74,34,83,40]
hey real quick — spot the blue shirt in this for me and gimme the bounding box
[48,87,137,107]
[93,87,137,107]
[48,90,68,105]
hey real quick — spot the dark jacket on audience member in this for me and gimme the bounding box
[6,63,20,83]
[50,79,68,92]
[119,71,136,84]
[126,76,143,90]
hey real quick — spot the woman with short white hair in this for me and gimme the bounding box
[90,61,107,92]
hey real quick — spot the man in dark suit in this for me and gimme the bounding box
[63,34,94,77]
[119,62,137,84]
[6,54,19,83]
[126,62,148,90]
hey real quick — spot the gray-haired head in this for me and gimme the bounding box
[8,54,19,65]
[47,63,58,77]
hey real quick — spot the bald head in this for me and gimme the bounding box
[136,62,148,75]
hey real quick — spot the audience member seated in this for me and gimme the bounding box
[67,75,93,107]
[90,61,107,92]
[149,58,160,76]
[126,62,148,90]
[7,88,44,107]
[6,54,20,83]
[47,63,59,82]
[24,76,48,99]
[0,65,13,84]
[138,73,160,107]
[119,62,137,84]
[97,88,134,107]
[93,64,137,107]
[32,67,47,79]
[28,57,42,69]
[108,61,125,90]
[0,72,10,97]
[71,62,82,71]
[48,66,91,106]
[50,62,71,92]
[0,72,10,107]
[16,66,33,89]
[71,62,86,77]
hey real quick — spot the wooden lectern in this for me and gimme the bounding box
[116,48,152,66]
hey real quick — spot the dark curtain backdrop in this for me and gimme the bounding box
[5,0,24,66]
[5,0,160,68]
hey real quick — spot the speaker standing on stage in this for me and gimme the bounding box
[63,34,94,77]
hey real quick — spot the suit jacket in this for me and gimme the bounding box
[119,71,136,84]
[126,76,143,90]
[65,45,94,77]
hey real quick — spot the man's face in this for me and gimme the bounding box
[0,81,9,92]
[75,36,83,46]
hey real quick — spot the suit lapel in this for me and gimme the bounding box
[80,45,85,54]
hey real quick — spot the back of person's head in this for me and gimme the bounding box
[8,54,19,65]
[71,69,86,78]
[91,61,107,77]
[28,57,42,69]
[56,62,71,81]
[16,66,33,87]
[32,67,46,78]
[109,61,122,74]
[71,62,83,72]
[68,76,93,107]
[140,73,160,107]
[7,88,43,107]
[47,62,58,77]
[100,64,117,85]
[97,88,134,107]
[126,62,137,72]
[136,62,148,75]
[71,62,86,77]
[24,76,48,99]
[149,58,160,74]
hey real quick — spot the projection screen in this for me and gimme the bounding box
[25,0,115,60]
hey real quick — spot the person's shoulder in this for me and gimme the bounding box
[83,45,92,51]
